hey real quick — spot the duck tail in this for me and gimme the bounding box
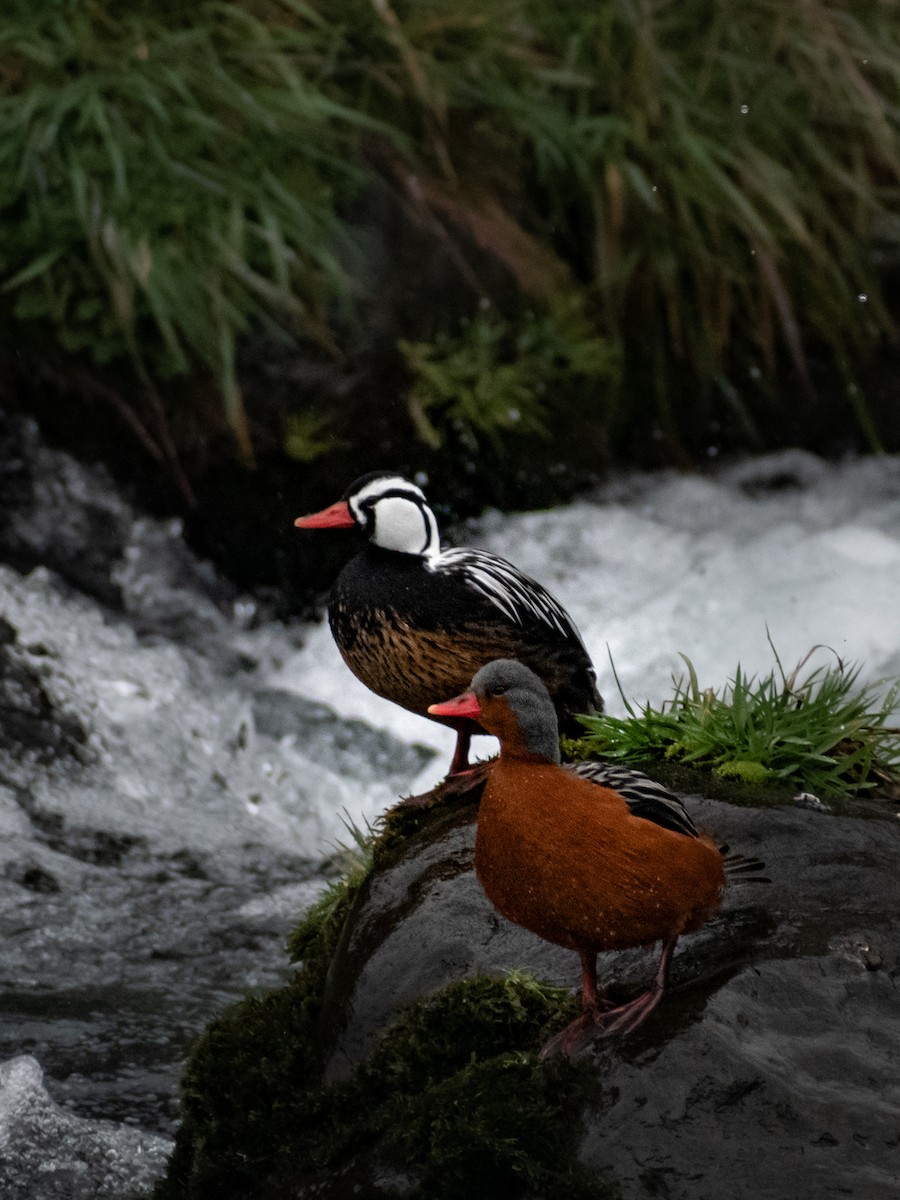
[719,843,770,884]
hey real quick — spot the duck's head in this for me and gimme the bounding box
[428,659,561,763]
[294,472,440,556]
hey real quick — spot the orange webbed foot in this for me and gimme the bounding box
[539,1011,601,1060]
[539,984,666,1059]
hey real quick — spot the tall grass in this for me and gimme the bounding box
[2,0,899,463]
[373,0,900,453]
[0,0,375,460]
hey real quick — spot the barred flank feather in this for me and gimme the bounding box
[719,845,770,884]
[569,760,700,839]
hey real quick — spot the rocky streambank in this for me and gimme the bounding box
[157,772,900,1200]
[0,413,435,1198]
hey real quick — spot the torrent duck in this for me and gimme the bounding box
[295,472,602,773]
[429,659,763,1058]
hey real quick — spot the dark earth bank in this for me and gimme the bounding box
[7,304,900,608]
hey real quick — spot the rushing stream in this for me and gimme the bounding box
[0,417,898,1194]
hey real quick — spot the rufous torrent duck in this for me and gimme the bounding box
[429,659,765,1058]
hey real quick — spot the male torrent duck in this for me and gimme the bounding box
[429,659,763,1058]
[295,472,602,773]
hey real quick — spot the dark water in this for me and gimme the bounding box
[0,849,316,1135]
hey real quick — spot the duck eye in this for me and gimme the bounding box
[487,684,508,698]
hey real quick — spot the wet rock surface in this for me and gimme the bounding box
[577,798,900,1200]
[314,785,900,1197]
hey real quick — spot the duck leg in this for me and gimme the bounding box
[539,951,608,1060]
[580,950,620,1014]
[448,727,472,775]
[591,933,677,1038]
[540,935,678,1060]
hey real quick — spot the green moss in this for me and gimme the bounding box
[156,956,614,1199]
[158,776,618,1198]
[376,797,444,854]
[155,759,624,1200]
[159,877,354,1199]
[376,769,487,859]
[714,760,773,785]
[285,871,364,966]
[355,973,608,1200]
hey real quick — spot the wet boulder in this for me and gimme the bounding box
[156,771,900,1199]
[0,614,89,765]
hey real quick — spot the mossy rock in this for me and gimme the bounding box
[156,774,616,1198]
[157,771,900,1200]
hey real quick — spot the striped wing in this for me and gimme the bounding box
[567,760,701,839]
[568,761,768,880]
[434,547,588,649]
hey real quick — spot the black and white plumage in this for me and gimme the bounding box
[435,548,580,639]
[295,471,603,773]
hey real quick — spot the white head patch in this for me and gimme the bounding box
[349,475,440,556]
[371,496,432,553]
[348,475,424,515]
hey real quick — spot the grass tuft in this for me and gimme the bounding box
[286,810,374,964]
[568,645,900,798]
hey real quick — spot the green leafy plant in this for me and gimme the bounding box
[569,645,900,798]
[400,299,616,450]
[401,316,542,450]
[283,410,337,462]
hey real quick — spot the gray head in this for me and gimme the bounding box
[469,659,561,763]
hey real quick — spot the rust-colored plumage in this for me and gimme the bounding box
[429,659,734,1057]
[475,759,725,956]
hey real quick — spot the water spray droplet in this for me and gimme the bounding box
[740,104,749,115]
